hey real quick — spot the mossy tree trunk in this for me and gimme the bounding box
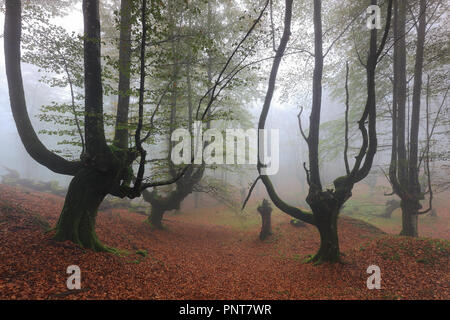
[4,0,142,252]
[147,206,165,229]
[53,168,114,251]
[307,191,342,263]
[311,209,340,263]
[399,199,419,237]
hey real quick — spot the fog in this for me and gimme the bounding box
[1,0,449,301]
[0,3,447,212]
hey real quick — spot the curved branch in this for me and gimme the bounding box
[241,176,261,210]
[4,0,81,176]
[376,0,394,59]
[196,0,270,121]
[257,0,315,226]
[297,107,308,143]
[343,61,350,174]
[140,165,190,190]
[350,0,394,184]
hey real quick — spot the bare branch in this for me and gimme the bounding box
[297,107,308,143]
[256,0,315,226]
[241,176,261,210]
[343,61,350,174]
[323,6,364,59]
[140,165,190,190]
[196,0,270,121]
[140,83,171,144]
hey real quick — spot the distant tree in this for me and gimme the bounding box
[140,0,261,228]
[382,199,400,218]
[386,0,448,236]
[257,199,273,240]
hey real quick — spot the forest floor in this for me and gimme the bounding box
[0,184,448,300]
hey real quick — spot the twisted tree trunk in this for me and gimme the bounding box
[314,210,339,263]
[148,205,165,230]
[306,191,342,263]
[53,168,113,251]
[256,0,393,264]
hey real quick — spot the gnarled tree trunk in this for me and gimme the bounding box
[148,205,165,230]
[256,0,393,265]
[314,210,340,263]
[307,191,342,263]
[53,168,114,251]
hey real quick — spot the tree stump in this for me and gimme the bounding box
[258,199,272,241]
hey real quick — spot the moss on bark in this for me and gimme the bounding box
[53,168,115,252]
[399,198,419,237]
[146,206,165,230]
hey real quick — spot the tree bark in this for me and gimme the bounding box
[314,209,340,263]
[400,0,427,237]
[113,0,132,149]
[400,198,418,237]
[83,0,109,158]
[408,0,427,200]
[306,191,342,263]
[307,0,323,191]
[395,0,408,188]
[257,199,272,240]
[53,168,114,251]
[148,206,165,230]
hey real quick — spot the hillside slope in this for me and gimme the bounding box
[0,184,448,299]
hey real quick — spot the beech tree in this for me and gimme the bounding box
[247,0,393,263]
[385,0,449,236]
[5,0,144,251]
[4,0,268,250]
[140,0,264,228]
[3,0,186,251]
